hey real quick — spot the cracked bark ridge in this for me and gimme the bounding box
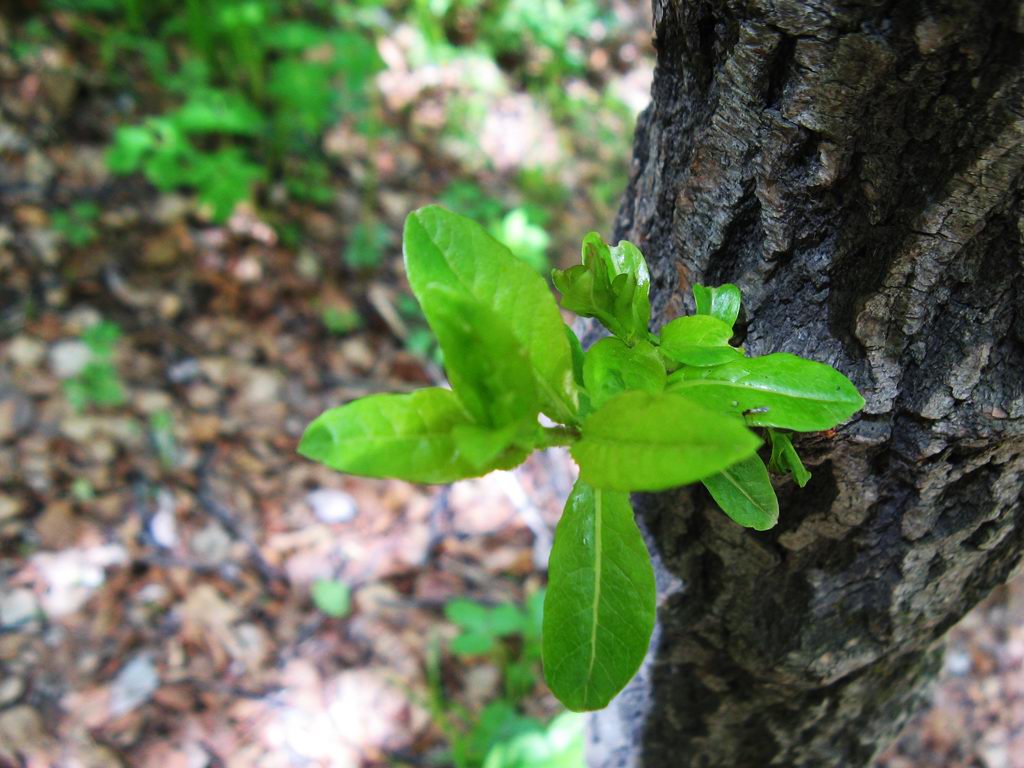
[588,1,1024,766]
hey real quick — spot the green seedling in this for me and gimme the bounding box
[52,202,101,248]
[300,207,864,711]
[344,220,390,270]
[322,307,363,336]
[64,320,126,412]
[310,578,351,618]
[430,591,583,768]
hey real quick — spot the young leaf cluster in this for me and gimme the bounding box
[300,206,864,713]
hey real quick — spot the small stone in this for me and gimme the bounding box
[0,391,32,442]
[110,653,159,716]
[49,340,92,379]
[233,255,262,282]
[15,205,49,228]
[296,248,321,280]
[188,413,221,442]
[7,335,46,368]
[102,416,143,446]
[38,69,78,119]
[0,588,39,629]
[60,415,99,442]
[148,491,178,549]
[186,383,220,410]
[0,494,24,522]
[0,706,52,758]
[241,369,281,406]
[152,194,191,225]
[190,523,232,565]
[133,390,173,414]
[34,501,80,549]
[27,228,61,266]
[65,305,103,332]
[157,293,182,320]
[0,676,24,705]
[341,338,375,371]
[142,227,183,267]
[306,489,358,524]
[85,437,117,464]
[944,648,972,676]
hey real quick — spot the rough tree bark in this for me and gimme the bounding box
[588,1,1024,766]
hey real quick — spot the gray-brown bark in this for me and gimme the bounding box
[588,1,1024,766]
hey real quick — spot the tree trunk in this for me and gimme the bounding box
[588,1,1024,765]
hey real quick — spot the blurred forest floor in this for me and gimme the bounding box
[0,3,1021,767]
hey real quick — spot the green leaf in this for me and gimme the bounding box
[667,353,865,432]
[482,711,585,768]
[82,321,121,357]
[490,603,527,636]
[452,422,525,470]
[564,326,585,387]
[543,480,655,712]
[171,90,264,136]
[768,429,812,487]
[187,147,265,223]
[451,632,496,656]
[552,233,651,346]
[106,125,155,174]
[659,315,744,367]
[524,589,545,644]
[445,598,491,631]
[404,206,578,422]
[344,221,390,269]
[692,283,742,329]
[419,284,539,428]
[261,20,330,50]
[571,391,761,492]
[299,388,527,484]
[582,338,664,409]
[702,455,779,530]
[311,579,351,618]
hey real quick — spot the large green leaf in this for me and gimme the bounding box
[692,283,742,329]
[582,337,664,409]
[702,454,779,530]
[659,315,744,367]
[571,391,761,491]
[419,284,539,428]
[543,480,655,712]
[298,388,526,484]
[667,353,865,432]
[404,206,578,423]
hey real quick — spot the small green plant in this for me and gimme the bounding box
[440,183,552,273]
[321,307,363,336]
[71,476,96,502]
[300,207,865,711]
[310,578,351,618]
[446,591,544,702]
[91,3,384,222]
[343,220,390,270]
[428,591,584,768]
[52,202,101,247]
[64,321,126,412]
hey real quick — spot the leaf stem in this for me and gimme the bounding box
[537,425,580,449]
